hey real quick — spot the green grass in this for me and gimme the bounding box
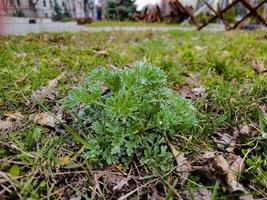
[0,30,267,199]
[88,20,179,27]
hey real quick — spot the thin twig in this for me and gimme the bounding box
[118,178,159,200]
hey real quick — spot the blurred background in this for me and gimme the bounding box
[0,0,266,34]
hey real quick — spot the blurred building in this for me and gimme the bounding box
[0,0,104,19]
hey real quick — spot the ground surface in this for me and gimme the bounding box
[0,30,267,199]
[1,21,225,35]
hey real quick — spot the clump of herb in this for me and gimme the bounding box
[64,62,196,170]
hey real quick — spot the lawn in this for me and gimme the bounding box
[0,30,266,199]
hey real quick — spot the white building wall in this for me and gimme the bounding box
[0,0,98,19]
[35,0,53,18]
[74,0,85,18]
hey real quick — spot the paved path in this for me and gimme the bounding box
[1,21,225,35]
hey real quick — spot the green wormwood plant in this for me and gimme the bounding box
[64,62,196,171]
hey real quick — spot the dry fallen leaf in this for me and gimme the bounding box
[31,72,66,103]
[226,155,245,193]
[0,112,24,133]
[212,155,229,175]
[213,132,234,151]
[31,112,56,128]
[175,84,192,97]
[196,152,249,195]
[213,129,239,152]
[4,112,24,121]
[174,84,205,100]
[240,125,251,135]
[167,140,191,185]
[252,60,267,74]
[202,151,216,159]
[176,152,192,186]
[0,119,13,133]
[194,151,219,181]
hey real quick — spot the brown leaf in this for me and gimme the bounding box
[212,155,229,175]
[252,60,267,74]
[213,129,239,152]
[31,112,56,128]
[196,152,249,195]
[176,153,192,185]
[31,72,66,103]
[240,125,251,135]
[202,151,216,159]
[194,151,219,181]
[226,155,245,193]
[174,84,205,100]
[4,112,24,121]
[175,84,196,99]
[167,140,191,185]
[175,84,192,97]
[0,112,24,133]
[0,119,13,133]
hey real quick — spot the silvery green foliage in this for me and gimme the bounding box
[64,62,196,170]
